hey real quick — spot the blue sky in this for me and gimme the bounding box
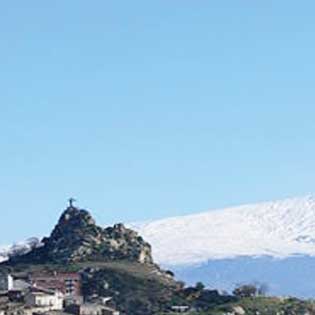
[1,1,315,243]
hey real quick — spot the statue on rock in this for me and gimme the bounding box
[7,199,154,266]
[68,197,76,208]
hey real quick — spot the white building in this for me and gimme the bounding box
[25,288,64,311]
[0,273,14,291]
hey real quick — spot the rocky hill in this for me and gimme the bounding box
[0,204,185,315]
[6,205,153,265]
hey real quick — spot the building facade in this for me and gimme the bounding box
[25,287,64,310]
[0,273,13,291]
[30,272,81,299]
[66,304,119,315]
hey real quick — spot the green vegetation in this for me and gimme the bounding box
[157,297,315,315]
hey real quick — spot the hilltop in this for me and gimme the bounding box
[0,204,183,315]
[6,205,153,265]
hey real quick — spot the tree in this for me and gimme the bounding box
[195,282,205,291]
[165,270,174,278]
[233,284,258,298]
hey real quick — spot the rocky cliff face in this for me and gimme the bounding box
[8,206,153,265]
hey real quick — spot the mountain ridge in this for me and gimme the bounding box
[131,195,315,265]
[129,195,315,297]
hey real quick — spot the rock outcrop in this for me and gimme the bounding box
[8,206,153,265]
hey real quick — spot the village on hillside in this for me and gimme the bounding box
[0,269,197,315]
[0,270,120,315]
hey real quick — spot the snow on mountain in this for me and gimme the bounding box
[131,195,315,266]
[0,246,10,263]
[130,195,315,297]
[0,238,42,263]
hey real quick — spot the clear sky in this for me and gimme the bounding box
[1,1,315,244]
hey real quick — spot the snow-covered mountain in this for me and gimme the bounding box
[0,238,42,263]
[132,196,315,265]
[131,195,315,297]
